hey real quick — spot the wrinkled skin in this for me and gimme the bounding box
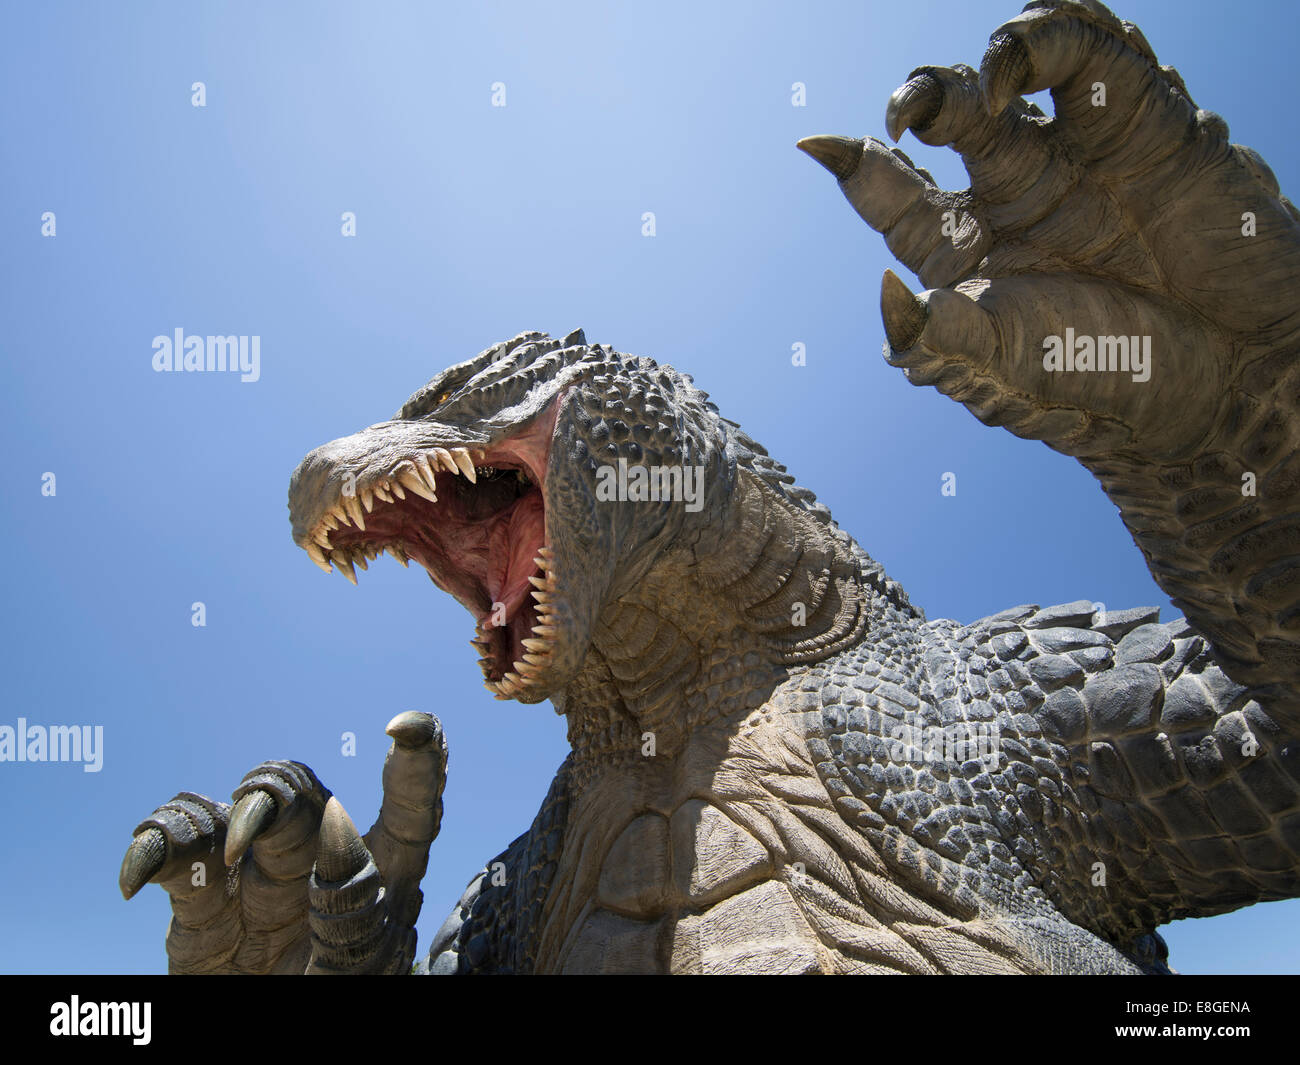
[121,1,1300,974]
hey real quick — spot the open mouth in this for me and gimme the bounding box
[299,441,556,700]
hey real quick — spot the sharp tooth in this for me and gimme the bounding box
[389,480,406,500]
[538,546,554,558]
[415,454,438,493]
[532,589,553,603]
[314,528,332,549]
[344,496,366,530]
[353,552,368,571]
[360,488,375,513]
[374,484,393,503]
[532,624,559,636]
[533,555,549,570]
[433,448,457,474]
[306,543,333,573]
[528,575,550,591]
[323,512,341,530]
[386,545,410,568]
[502,671,523,687]
[522,638,549,652]
[452,448,477,482]
[333,554,358,584]
[522,653,547,667]
[399,470,437,502]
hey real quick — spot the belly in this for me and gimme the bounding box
[550,798,828,974]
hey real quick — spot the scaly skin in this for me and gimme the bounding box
[121,1,1300,973]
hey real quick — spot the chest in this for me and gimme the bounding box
[534,708,904,973]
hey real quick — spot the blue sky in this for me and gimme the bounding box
[2,0,1296,974]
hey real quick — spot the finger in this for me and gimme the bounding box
[120,792,230,899]
[308,798,412,975]
[886,64,1077,235]
[120,793,242,973]
[363,711,448,931]
[980,1,1198,176]
[798,135,988,288]
[879,268,1223,458]
[226,760,332,973]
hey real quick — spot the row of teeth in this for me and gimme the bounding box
[475,546,559,699]
[303,446,486,582]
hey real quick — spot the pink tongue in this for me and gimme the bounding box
[483,494,545,619]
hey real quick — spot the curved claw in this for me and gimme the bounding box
[979,33,1032,116]
[119,828,167,900]
[881,270,928,351]
[314,797,372,882]
[224,789,278,866]
[308,797,412,974]
[796,135,863,182]
[886,74,944,143]
[385,709,442,750]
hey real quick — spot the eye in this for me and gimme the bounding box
[434,389,453,406]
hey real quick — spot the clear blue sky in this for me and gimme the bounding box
[2,0,1296,974]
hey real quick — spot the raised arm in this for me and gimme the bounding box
[799,0,1300,710]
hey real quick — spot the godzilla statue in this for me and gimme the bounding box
[119,0,1300,974]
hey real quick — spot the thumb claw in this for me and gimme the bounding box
[308,798,412,974]
[881,270,929,351]
[314,797,371,883]
[119,828,167,900]
[796,135,864,181]
[224,790,277,866]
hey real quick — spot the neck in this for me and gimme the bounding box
[557,470,906,779]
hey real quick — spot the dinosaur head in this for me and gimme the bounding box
[288,330,736,706]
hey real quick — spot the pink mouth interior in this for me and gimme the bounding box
[324,404,558,682]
